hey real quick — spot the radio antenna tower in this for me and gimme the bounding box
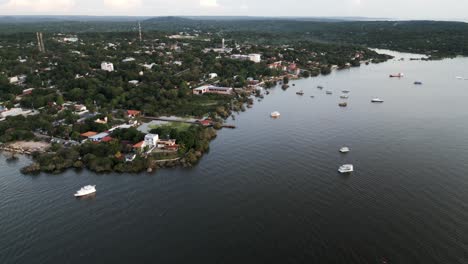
[138,22,143,42]
[36,32,45,53]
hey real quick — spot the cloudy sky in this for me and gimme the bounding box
[0,0,467,20]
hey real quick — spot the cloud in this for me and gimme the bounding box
[103,0,142,10]
[2,0,75,12]
[200,0,218,7]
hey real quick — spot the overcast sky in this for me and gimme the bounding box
[0,0,467,21]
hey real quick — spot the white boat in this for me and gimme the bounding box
[74,185,96,197]
[456,76,463,79]
[270,111,281,118]
[339,147,350,153]
[338,164,354,173]
[371,98,384,103]
[340,95,349,99]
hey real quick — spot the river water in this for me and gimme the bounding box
[1,51,468,263]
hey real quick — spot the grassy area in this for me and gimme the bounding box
[148,122,191,132]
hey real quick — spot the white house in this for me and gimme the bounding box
[144,134,159,148]
[101,62,114,72]
[63,37,78,42]
[122,57,136,63]
[193,85,233,95]
[128,80,139,85]
[248,54,262,63]
[208,73,218,79]
[230,54,261,63]
[89,132,109,142]
[8,76,19,84]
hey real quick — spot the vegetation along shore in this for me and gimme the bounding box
[2,17,467,174]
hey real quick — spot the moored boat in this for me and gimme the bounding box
[390,73,404,78]
[317,85,324,89]
[74,185,96,197]
[270,111,281,118]
[339,147,350,153]
[339,102,347,107]
[296,90,304,95]
[326,91,333,95]
[340,95,349,99]
[338,164,354,173]
[414,81,423,85]
[371,98,384,103]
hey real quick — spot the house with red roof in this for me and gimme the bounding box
[127,110,141,118]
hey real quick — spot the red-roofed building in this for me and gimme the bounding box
[197,119,213,127]
[101,136,113,143]
[133,141,146,151]
[127,110,141,118]
[81,131,97,138]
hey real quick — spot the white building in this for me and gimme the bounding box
[193,85,233,95]
[0,108,33,119]
[230,54,262,63]
[208,73,218,79]
[101,62,114,72]
[144,134,159,148]
[122,57,136,63]
[63,37,78,42]
[248,54,262,63]
[128,80,139,85]
[89,132,109,142]
[8,76,19,84]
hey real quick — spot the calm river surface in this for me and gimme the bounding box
[2,51,468,264]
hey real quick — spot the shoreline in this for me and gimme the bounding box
[13,55,393,176]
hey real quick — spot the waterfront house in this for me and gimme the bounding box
[133,141,146,152]
[144,134,159,148]
[192,85,233,95]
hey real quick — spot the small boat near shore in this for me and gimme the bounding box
[296,90,304,95]
[371,98,384,103]
[338,164,354,174]
[74,185,96,197]
[270,111,281,118]
[339,102,348,107]
[282,84,290,89]
[390,73,404,78]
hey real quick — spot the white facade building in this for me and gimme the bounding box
[101,62,114,72]
[248,54,262,63]
[230,54,262,63]
[122,57,136,63]
[144,134,159,148]
[208,73,218,79]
